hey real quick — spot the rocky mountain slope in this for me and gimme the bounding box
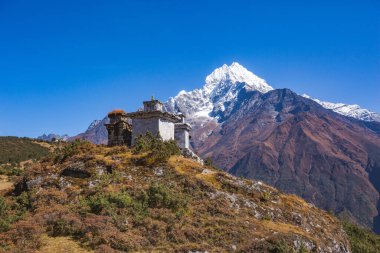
[193,88,380,231]
[69,118,109,145]
[0,141,351,252]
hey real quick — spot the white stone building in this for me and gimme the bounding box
[107,99,192,150]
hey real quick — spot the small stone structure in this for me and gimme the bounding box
[105,109,132,146]
[126,99,184,145]
[174,114,191,149]
[105,99,194,155]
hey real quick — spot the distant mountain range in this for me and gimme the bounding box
[37,133,69,142]
[48,62,380,232]
[302,94,380,122]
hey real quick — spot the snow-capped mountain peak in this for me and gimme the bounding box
[165,62,273,121]
[204,62,273,94]
[302,94,380,122]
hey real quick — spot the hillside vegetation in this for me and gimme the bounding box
[343,221,380,253]
[0,137,50,165]
[0,139,351,252]
[0,136,53,195]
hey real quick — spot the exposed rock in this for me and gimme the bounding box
[60,162,91,178]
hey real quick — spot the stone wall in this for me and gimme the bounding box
[175,128,189,149]
[131,118,159,145]
[159,119,175,141]
[106,121,131,146]
[131,117,176,144]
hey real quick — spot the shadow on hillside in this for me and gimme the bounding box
[369,162,380,234]
[375,202,380,234]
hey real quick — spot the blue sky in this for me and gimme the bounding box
[0,0,379,137]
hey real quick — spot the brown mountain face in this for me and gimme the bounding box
[69,117,108,145]
[195,88,380,232]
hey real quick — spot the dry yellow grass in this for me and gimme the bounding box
[169,156,222,188]
[0,175,13,192]
[262,220,311,239]
[38,235,93,253]
[281,194,336,223]
[33,141,55,151]
[168,156,203,174]
[195,171,222,189]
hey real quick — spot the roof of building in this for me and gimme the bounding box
[126,110,182,123]
[175,123,192,130]
[143,99,163,105]
[108,109,127,117]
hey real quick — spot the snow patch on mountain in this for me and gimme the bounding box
[165,62,273,121]
[302,94,380,122]
[88,120,102,131]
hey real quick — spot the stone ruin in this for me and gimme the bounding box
[105,99,201,162]
[105,109,132,146]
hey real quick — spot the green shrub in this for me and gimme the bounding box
[15,191,31,213]
[147,184,188,214]
[298,242,309,253]
[133,132,180,165]
[108,192,133,208]
[84,192,135,215]
[0,196,8,216]
[204,157,213,167]
[0,196,10,232]
[0,165,23,176]
[260,191,271,202]
[54,139,93,163]
[86,194,113,215]
[0,194,32,233]
[83,184,187,219]
[343,221,380,253]
[270,239,295,253]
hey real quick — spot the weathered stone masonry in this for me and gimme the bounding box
[105,99,192,151]
[104,109,132,146]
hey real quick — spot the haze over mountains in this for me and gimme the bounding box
[44,62,380,232]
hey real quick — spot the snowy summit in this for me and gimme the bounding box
[204,62,273,94]
[165,62,273,121]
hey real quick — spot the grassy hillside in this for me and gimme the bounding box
[0,137,50,165]
[0,139,351,252]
